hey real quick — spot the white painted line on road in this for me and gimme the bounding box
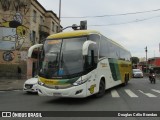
[125,89,138,97]
[151,89,160,94]
[138,90,157,97]
[111,89,120,97]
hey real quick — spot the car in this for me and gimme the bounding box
[23,76,38,93]
[132,69,143,78]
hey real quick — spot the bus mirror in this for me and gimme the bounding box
[82,40,96,55]
[28,44,43,58]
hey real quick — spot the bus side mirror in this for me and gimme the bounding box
[82,40,96,55]
[28,44,43,58]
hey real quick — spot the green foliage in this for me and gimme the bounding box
[131,57,139,64]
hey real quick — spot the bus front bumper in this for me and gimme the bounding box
[37,83,87,98]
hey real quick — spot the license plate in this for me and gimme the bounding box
[25,85,32,89]
[53,93,62,96]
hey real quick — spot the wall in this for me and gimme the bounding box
[155,58,160,66]
[148,58,160,67]
[0,0,60,78]
[0,0,31,78]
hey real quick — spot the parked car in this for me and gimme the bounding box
[132,69,143,78]
[23,76,38,93]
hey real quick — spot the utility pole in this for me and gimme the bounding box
[145,46,148,73]
[58,0,61,32]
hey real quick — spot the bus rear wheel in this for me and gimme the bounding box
[95,79,105,97]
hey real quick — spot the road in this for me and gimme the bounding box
[0,77,160,120]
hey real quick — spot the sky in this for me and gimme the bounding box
[37,0,160,60]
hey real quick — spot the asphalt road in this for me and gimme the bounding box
[0,77,160,120]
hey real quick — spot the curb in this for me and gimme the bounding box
[0,88,22,91]
[0,79,26,91]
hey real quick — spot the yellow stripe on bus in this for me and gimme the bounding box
[39,77,59,85]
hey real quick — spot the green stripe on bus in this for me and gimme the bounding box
[108,58,121,81]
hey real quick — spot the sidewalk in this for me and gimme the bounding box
[0,78,26,91]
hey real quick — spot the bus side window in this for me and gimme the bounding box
[91,50,95,66]
[85,50,98,68]
[84,45,98,70]
[84,50,94,69]
[88,50,95,66]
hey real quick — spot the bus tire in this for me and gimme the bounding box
[95,79,105,97]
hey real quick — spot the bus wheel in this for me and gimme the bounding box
[95,79,105,97]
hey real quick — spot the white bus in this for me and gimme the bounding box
[28,30,132,98]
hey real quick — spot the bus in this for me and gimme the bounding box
[28,30,132,98]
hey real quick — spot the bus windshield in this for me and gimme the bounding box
[39,37,87,78]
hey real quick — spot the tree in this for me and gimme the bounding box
[131,57,139,64]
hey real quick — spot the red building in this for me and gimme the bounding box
[148,57,160,74]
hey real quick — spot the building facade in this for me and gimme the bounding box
[0,0,60,78]
[148,57,160,74]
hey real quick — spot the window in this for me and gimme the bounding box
[88,34,99,62]
[32,31,36,44]
[52,22,55,32]
[99,35,111,58]
[56,25,59,33]
[40,16,43,25]
[33,10,37,22]
[99,35,131,61]
[89,34,100,45]
[40,37,87,78]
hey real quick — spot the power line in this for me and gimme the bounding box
[1,9,160,27]
[1,8,160,19]
[88,15,160,26]
[61,8,160,18]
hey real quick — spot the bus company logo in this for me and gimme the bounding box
[100,63,107,67]
[88,84,96,94]
[1,112,42,118]
[2,112,11,117]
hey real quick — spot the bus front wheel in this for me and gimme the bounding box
[95,79,105,97]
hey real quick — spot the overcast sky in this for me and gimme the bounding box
[37,0,160,59]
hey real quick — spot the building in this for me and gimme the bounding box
[148,57,160,74]
[138,61,148,73]
[0,0,60,78]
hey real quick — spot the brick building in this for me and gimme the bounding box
[148,57,160,73]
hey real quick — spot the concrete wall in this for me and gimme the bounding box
[0,0,60,78]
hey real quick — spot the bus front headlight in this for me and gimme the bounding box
[38,80,44,86]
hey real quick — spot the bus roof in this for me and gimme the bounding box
[47,30,100,39]
[47,29,130,53]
